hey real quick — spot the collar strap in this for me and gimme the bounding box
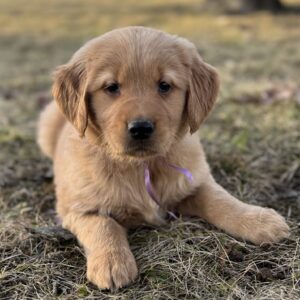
[144,163,193,219]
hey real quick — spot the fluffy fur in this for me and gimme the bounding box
[37,27,289,290]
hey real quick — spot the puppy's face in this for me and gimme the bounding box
[53,27,219,160]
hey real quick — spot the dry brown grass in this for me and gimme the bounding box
[0,0,300,299]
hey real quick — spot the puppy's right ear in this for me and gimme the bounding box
[52,62,88,137]
[187,54,219,134]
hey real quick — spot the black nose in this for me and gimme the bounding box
[128,119,155,140]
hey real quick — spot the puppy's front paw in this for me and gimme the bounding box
[240,207,290,245]
[87,247,138,289]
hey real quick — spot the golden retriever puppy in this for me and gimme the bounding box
[37,26,289,289]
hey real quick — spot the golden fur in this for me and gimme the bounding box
[37,27,290,289]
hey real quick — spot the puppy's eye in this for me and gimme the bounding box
[158,81,171,94]
[105,83,120,95]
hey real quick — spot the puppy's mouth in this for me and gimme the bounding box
[123,142,159,158]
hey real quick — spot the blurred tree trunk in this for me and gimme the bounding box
[241,0,284,12]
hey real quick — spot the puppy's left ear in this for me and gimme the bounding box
[52,61,88,137]
[187,51,219,134]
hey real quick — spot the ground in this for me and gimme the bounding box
[0,0,299,299]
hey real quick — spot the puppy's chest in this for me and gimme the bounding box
[98,167,196,226]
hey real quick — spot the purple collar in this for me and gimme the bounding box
[144,162,193,219]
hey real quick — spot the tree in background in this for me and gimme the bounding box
[241,0,284,12]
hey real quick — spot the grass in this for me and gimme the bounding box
[0,0,300,299]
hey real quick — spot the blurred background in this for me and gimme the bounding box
[0,1,299,299]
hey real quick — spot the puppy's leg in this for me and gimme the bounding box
[178,180,290,245]
[62,213,137,289]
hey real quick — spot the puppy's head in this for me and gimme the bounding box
[53,27,219,160]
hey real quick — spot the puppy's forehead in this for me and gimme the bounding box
[85,27,192,86]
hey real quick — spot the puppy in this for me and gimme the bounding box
[37,26,289,289]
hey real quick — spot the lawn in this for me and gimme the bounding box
[0,0,299,299]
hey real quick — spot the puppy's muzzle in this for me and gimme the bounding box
[128,119,155,140]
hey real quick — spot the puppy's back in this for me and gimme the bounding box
[37,101,65,159]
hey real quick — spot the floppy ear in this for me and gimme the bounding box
[187,52,219,134]
[52,61,88,137]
